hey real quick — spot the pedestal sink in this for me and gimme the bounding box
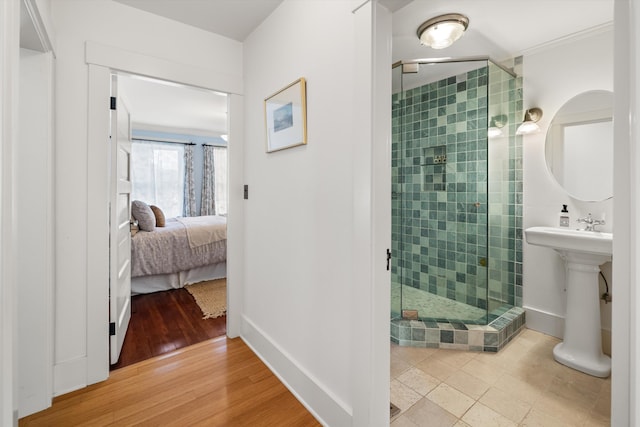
[525,226,612,377]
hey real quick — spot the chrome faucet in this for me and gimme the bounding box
[577,213,605,231]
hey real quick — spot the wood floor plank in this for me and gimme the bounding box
[111,287,226,369]
[20,337,321,427]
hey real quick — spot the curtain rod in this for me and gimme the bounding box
[202,143,227,148]
[132,137,196,146]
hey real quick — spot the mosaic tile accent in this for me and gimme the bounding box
[390,307,525,353]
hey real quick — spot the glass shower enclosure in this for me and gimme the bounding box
[390,57,523,334]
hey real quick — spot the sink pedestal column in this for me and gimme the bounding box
[553,251,611,378]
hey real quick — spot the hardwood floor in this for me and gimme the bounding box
[20,337,321,426]
[111,287,227,369]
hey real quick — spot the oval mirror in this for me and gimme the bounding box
[545,90,613,202]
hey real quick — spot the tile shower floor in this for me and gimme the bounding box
[391,328,610,426]
[392,284,486,322]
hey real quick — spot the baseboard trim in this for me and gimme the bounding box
[524,306,564,339]
[241,315,352,427]
[525,306,611,355]
[53,357,87,397]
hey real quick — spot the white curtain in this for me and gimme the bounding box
[183,144,196,217]
[200,145,228,216]
[131,142,185,218]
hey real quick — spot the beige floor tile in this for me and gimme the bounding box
[587,390,611,424]
[426,383,475,418]
[583,417,611,427]
[496,339,531,361]
[461,402,517,427]
[493,372,543,405]
[402,397,458,427]
[553,364,607,397]
[432,348,476,368]
[390,329,611,427]
[444,370,490,400]
[473,350,519,373]
[397,367,441,396]
[391,355,413,379]
[505,358,556,392]
[415,358,458,382]
[545,375,600,411]
[392,344,437,366]
[478,387,531,424]
[520,408,574,427]
[532,394,588,426]
[391,414,419,427]
[391,379,423,412]
[460,358,503,385]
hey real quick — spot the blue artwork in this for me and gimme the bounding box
[273,102,293,132]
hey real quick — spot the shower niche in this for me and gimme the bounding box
[390,58,525,352]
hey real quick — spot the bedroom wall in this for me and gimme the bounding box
[242,1,390,424]
[522,27,613,345]
[51,0,242,396]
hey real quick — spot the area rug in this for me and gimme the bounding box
[185,278,226,319]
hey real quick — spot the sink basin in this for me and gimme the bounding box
[524,226,612,256]
[525,225,613,378]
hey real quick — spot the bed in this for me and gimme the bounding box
[131,215,227,294]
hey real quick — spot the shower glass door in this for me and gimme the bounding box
[392,59,519,325]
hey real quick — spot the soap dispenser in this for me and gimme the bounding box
[559,204,570,227]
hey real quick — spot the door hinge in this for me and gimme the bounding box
[109,322,116,336]
[244,184,249,200]
[110,96,116,110]
[386,249,392,271]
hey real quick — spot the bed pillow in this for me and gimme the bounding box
[150,205,166,227]
[131,200,156,232]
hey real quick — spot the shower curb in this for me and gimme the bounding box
[390,306,525,352]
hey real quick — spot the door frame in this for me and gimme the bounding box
[86,42,244,383]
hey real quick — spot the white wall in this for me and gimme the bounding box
[522,27,613,340]
[17,48,54,417]
[51,0,242,395]
[242,1,389,425]
[1,1,21,424]
[612,1,636,423]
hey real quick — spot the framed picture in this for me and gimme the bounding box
[264,78,307,152]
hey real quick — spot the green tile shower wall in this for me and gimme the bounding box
[391,61,523,321]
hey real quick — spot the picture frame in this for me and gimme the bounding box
[264,78,307,153]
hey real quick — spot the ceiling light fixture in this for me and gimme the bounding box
[488,114,508,138]
[417,13,469,50]
[516,108,543,135]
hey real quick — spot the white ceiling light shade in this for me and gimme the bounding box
[516,108,544,135]
[417,13,469,49]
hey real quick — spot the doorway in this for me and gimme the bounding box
[109,72,230,368]
[85,42,245,383]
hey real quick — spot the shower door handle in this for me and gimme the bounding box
[386,249,391,271]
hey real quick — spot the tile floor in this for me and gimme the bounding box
[391,328,611,426]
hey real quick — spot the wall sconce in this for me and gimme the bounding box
[417,13,469,49]
[516,108,543,135]
[488,114,508,138]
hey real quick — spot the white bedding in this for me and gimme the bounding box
[130,215,227,294]
[131,262,226,295]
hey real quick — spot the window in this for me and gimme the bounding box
[213,146,228,216]
[131,142,185,218]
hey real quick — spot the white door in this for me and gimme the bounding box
[109,76,132,364]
